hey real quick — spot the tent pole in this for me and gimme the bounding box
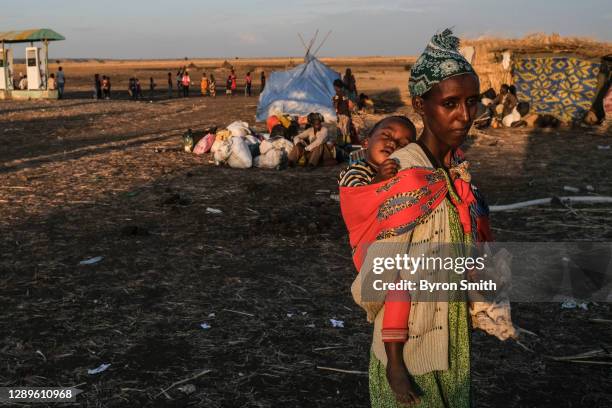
[44,39,49,90]
[1,39,6,93]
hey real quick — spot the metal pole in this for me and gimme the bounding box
[44,39,49,90]
[1,39,6,93]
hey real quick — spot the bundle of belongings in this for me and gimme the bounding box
[182,121,294,170]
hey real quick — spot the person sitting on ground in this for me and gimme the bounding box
[358,93,375,114]
[48,73,57,91]
[333,79,354,145]
[502,85,518,116]
[492,84,509,108]
[480,87,496,107]
[18,73,28,90]
[288,113,334,167]
[338,115,416,186]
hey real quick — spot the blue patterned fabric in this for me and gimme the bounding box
[513,56,601,122]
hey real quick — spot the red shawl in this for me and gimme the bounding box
[339,166,479,271]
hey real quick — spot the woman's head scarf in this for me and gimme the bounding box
[409,28,477,97]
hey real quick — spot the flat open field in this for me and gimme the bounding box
[1,58,611,407]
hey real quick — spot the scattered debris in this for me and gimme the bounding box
[79,256,103,265]
[596,145,610,150]
[490,196,612,211]
[561,299,589,310]
[88,363,111,375]
[329,319,344,328]
[206,207,223,214]
[200,323,211,330]
[316,366,367,375]
[177,384,196,394]
[154,369,212,398]
[563,185,580,193]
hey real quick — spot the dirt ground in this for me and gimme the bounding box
[1,59,611,407]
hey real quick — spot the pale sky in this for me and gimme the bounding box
[2,0,610,59]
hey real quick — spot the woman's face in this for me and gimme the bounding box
[415,74,480,149]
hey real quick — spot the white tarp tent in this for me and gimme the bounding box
[256,54,341,122]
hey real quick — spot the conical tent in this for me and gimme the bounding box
[256,54,341,122]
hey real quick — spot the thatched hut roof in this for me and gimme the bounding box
[463,33,612,59]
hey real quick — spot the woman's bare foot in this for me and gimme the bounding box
[386,361,421,406]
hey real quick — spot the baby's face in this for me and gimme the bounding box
[365,120,414,166]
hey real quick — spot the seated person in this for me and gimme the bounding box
[288,113,333,167]
[48,73,57,91]
[358,93,375,113]
[493,84,509,116]
[338,115,416,186]
[502,85,519,117]
[480,87,496,107]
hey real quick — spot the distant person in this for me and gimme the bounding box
[176,67,184,97]
[226,73,233,96]
[48,73,57,91]
[260,71,266,93]
[128,78,135,98]
[333,79,354,145]
[343,68,358,103]
[229,69,237,95]
[200,73,209,96]
[56,66,65,99]
[167,72,173,98]
[245,71,252,96]
[101,76,111,99]
[94,74,102,100]
[135,79,143,98]
[149,77,156,98]
[18,73,27,90]
[288,113,334,167]
[181,71,191,97]
[503,85,519,116]
[209,74,216,97]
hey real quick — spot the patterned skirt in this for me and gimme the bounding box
[369,301,471,407]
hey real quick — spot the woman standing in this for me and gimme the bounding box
[209,74,216,97]
[343,68,358,104]
[181,71,191,97]
[245,71,252,97]
[340,29,507,407]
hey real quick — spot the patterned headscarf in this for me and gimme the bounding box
[409,29,477,97]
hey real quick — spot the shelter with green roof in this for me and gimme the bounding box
[0,28,65,100]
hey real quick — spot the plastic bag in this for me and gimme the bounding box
[193,133,216,155]
[227,137,252,168]
[227,121,251,137]
[254,149,284,169]
[213,139,232,163]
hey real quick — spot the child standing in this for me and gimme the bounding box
[333,79,354,145]
[201,73,209,96]
[245,71,252,96]
[226,74,233,96]
[181,71,191,97]
[149,77,156,99]
[167,72,173,98]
